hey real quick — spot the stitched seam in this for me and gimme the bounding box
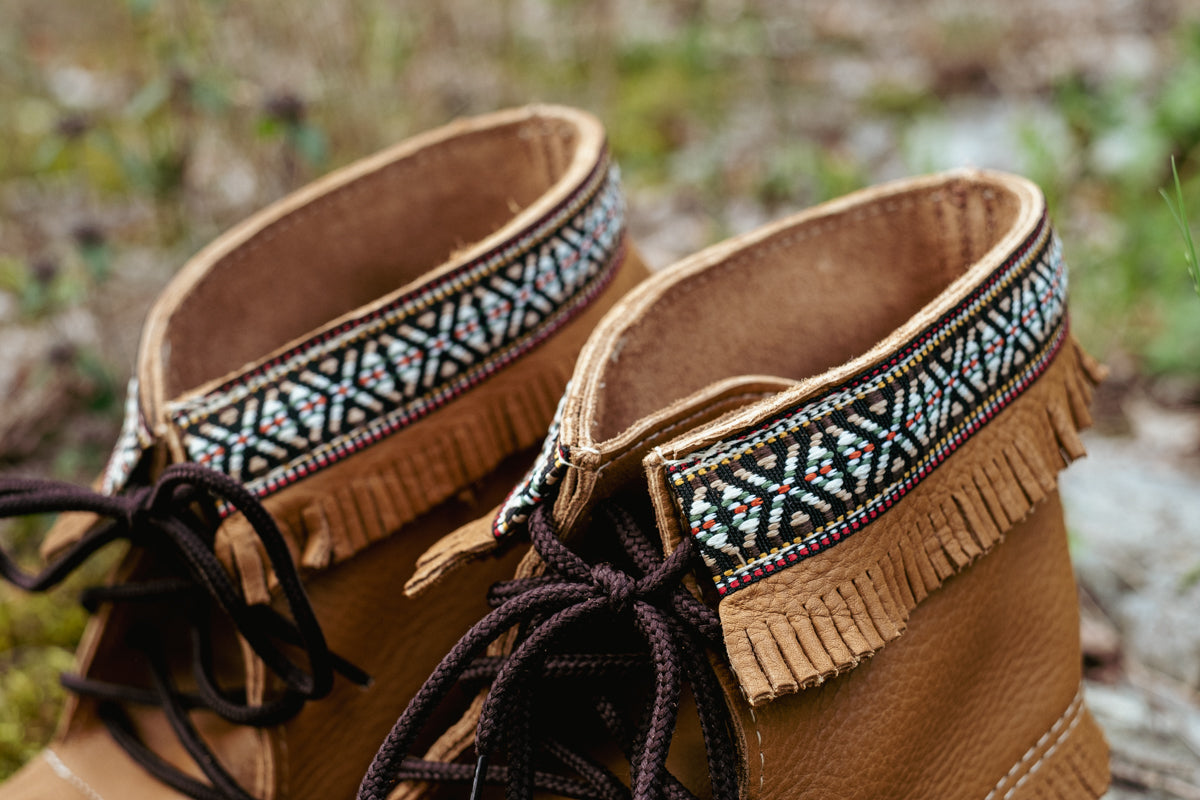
[653,185,998,311]
[748,706,765,795]
[984,689,1083,800]
[278,724,289,800]
[202,239,622,501]
[184,136,547,317]
[668,223,1064,595]
[592,391,780,478]
[1003,704,1083,800]
[654,196,924,308]
[44,750,106,800]
[160,177,624,512]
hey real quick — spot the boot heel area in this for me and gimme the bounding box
[992,690,1110,800]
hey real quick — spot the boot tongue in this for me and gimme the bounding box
[392,370,798,781]
[404,373,797,597]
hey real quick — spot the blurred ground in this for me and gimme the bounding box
[1065,421,1200,799]
[2,0,1200,795]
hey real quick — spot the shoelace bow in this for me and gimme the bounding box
[358,502,739,800]
[0,463,368,800]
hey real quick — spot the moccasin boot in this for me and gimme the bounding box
[0,105,648,800]
[361,169,1111,800]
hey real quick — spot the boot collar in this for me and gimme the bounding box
[494,169,1104,703]
[98,107,624,506]
[47,106,628,571]
[658,213,1066,597]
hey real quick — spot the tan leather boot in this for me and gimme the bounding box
[0,105,648,800]
[362,169,1111,800]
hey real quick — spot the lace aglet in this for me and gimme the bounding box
[469,753,489,800]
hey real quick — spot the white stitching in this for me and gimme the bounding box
[984,688,1083,800]
[43,750,106,800]
[1003,704,1083,800]
[748,706,765,794]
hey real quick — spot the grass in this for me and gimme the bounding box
[1161,156,1200,298]
[1010,22,1200,379]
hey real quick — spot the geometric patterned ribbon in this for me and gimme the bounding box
[666,217,1069,596]
[100,378,152,496]
[491,387,572,537]
[101,156,625,505]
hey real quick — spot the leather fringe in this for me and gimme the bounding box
[402,511,500,597]
[218,366,569,604]
[722,338,1106,706]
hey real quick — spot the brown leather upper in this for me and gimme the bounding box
[733,493,1088,799]
[4,106,650,800]
[425,169,1109,800]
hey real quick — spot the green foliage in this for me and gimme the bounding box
[0,519,117,780]
[1011,23,1200,377]
[256,114,330,172]
[757,142,866,206]
[863,80,939,118]
[1158,28,1200,158]
[0,644,76,777]
[1160,157,1200,297]
[606,24,736,181]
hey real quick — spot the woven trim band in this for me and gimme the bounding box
[666,218,1068,596]
[492,387,571,537]
[100,378,153,495]
[101,156,625,504]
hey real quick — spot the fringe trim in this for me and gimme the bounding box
[722,338,1106,706]
[218,365,569,604]
[403,511,500,597]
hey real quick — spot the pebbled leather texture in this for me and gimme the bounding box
[501,168,1111,800]
[731,492,1098,800]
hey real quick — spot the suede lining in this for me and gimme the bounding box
[593,178,1018,440]
[163,115,580,398]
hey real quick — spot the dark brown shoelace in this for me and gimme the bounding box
[358,502,739,800]
[0,464,368,800]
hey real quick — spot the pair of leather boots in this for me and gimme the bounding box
[0,106,1110,800]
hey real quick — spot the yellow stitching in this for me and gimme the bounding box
[688,224,1055,465]
[172,159,615,417]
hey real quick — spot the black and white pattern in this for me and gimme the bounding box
[667,220,1069,596]
[101,379,152,495]
[492,386,571,537]
[101,158,625,503]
